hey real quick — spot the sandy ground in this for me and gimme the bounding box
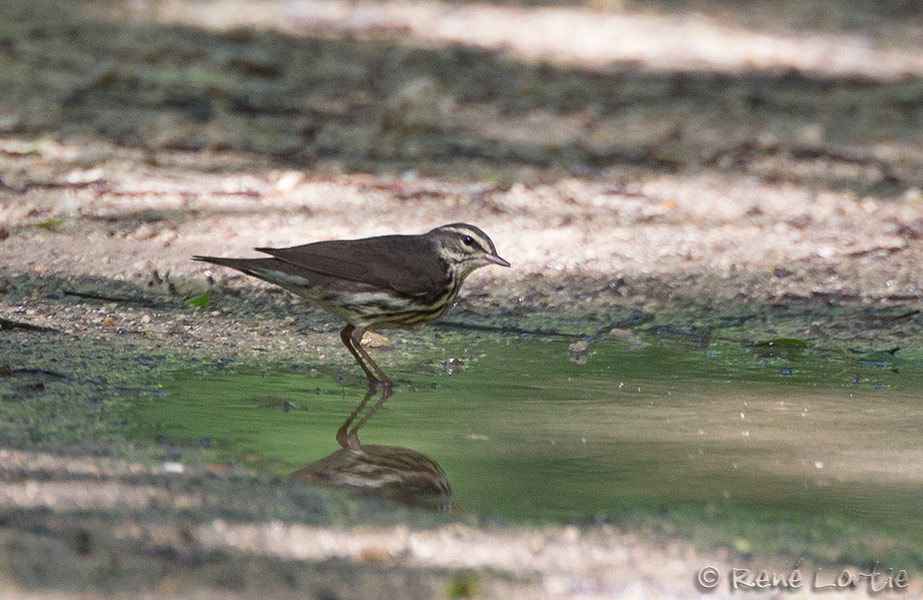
[1,448,919,600]
[1,0,922,598]
[3,141,922,356]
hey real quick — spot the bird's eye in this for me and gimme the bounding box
[462,235,474,246]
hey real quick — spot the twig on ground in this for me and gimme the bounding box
[0,317,59,333]
[63,290,156,306]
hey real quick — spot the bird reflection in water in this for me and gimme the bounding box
[290,381,452,512]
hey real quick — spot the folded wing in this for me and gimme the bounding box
[255,234,447,298]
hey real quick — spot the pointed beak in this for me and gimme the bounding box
[484,252,511,268]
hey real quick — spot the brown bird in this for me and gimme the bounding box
[194,223,509,390]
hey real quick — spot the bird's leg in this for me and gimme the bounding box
[348,326,394,391]
[347,382,393,441]
[336,324,395,449]
[336,383,377,450]
[339,324,379,387]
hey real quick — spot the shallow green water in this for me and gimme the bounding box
[133,336,923,567]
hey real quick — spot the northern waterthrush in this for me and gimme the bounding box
[193,223,509,389]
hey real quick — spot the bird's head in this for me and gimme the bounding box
[428,223,510,279]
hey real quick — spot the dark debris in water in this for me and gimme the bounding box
[649,325,712,347]
[133,355,168,367]
[609,310,655,329]
[0,367,68,381]
[864,309,920,322]
[255,396,298,412]
[0,366,71,401]
[436,319,590,339]
[851,347,906,370]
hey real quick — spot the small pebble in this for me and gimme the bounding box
[274,170,305,192]
[156,230,178,244]
[568,340,589,354]
[361,331,393,348]
[130,224,156,240]
[567,340,589,364]
[358,546,391,564]
[608,328,647,350]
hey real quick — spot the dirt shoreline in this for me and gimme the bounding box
[4,154,922,353]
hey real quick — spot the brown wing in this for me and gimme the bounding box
[255,234,447,297]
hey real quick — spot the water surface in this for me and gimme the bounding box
[134,336,923,567]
